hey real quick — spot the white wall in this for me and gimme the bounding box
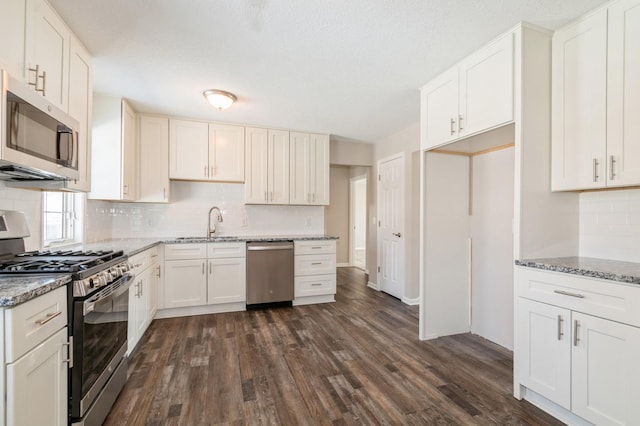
[354,178,367,249]
[90,181,325,239]
[326,166,350,264]
[579,189,640,263]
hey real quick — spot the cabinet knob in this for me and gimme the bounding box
[450,118,456,135]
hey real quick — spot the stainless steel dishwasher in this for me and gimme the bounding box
[246,241,294,306]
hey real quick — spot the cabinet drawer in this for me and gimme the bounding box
[516,267,640,327]
[164,243,207,260]
[294,240,336,255]
[295,254,336,276]
[295,274,336,297]
[207,242,246,259]
[5,286,68,363]
[130,246,160,274]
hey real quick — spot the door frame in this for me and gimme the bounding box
[376,152,405,299]
[349,174,368,272]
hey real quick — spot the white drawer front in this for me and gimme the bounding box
[295,254,336,276]
[516,267,640,327]
[130,246,160,274]
[295,274,336,297]
[164,243,207,260]
[294,240,336,255]
[5,286,68,363]
[207,242,246,259]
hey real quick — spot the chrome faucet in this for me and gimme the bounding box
[207,206,224,237]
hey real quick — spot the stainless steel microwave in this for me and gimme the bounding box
[0,69,79,181]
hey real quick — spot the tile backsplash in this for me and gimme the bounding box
[89,181,326,239]
[579,189,640,263]
[0,183,42,251]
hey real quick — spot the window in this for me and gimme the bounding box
[42,192,83,247]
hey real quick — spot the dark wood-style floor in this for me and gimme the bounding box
[105,267,561,425]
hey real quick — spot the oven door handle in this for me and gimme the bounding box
[83,273,134,314]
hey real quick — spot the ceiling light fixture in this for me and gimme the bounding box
[203,89,237,110]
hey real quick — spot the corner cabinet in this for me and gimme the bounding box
[138,115,170,203]
[420,32,514,150]
[552,0,640,191]
[90,96,137,201]
[515,267,640,426]
[245,127,290,204]
[169,119,244,183]
[289,132,330,205]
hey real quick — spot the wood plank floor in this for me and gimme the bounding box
[105,267,562,425]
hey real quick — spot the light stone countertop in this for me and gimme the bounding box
[0,275,72,307]
[515,257,640,285]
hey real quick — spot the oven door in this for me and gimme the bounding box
[71,274,132,418]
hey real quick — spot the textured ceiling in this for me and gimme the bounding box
[49,0,608,143]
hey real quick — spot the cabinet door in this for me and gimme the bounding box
[139,116,170,202]
[289,132,312,205]
[25,0,70,111]
[0,0,27,79]
[209,123,245,182]
[122,100,137,200]
[572,312,640,426]
[208,257,246,304]
[551,9,608,191]
[149,263,159,319]
[67,37,92,192]
[164,259,207,308]
[419,68,459,150]
[6,327,68,426]
[310,134,330,205]
[459,32,513,137]
[269,129,290,204]
[244,127,269,204]
[169,119,209,181]
[516,298,571,409]
[607,0,640,187]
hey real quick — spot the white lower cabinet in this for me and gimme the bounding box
[207,257,246,305]
[163,258,207,309]
[516,267,640,426]
[128,246,160,354]
[293,240,337,305]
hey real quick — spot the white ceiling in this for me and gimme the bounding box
[50,0,608,143]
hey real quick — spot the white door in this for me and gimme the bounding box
[378,154,404,299]
[207,257,246,304]
[607,0,640,187]
[517,298,571,409]
[551,8,608,190]
[572,312,640,426]
[209,123,245,182]
[164,259,207,308]
[169,119,209,181]
[268,129,290,204]
[420,67,459,150]
[138,116,169,202]
[350,175,367,270]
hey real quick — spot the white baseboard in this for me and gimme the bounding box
[367,281,379,290]
[155,302,246,319]
[523,388,590,426]
[420,332,439,341]
[293,294,335,306]
[402,296,420,306]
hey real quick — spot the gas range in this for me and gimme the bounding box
[0,249,132,297]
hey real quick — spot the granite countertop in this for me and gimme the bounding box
[515,257,640,284]
[0,275,72,307]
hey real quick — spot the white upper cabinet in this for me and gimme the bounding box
[90,96,137,201]
[209,123,245,182]
[420,32,514,151]
[552,0,640,191]
[552,9,608,191]
[66,37,92,192]
[0,0,27,79]
[25,0,70,111]
[606,0,640,186]
[169,120,244,182]
[290,132,330,205]
[245,127,290,204]
[139,115,170,203]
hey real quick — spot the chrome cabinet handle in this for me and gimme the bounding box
[41,71,46,96]
[35,311,62,326]
[62,336,73,368]
[557,315,564,340]
[458,113,464,131]
[311,262,322,265]
[311,247,322,250]
[593,158,600,182]
[450,118,456,135]
[311,283,322,286]
[573,320,580,346]
[163,187,166,200]
[156,265,161,278]
[392,232,402,238]
[209,261,212,274]
[610,155,616,180]
[265,191,268,202]
[123,184,129,196]
[553,289,585,299]
[28,65,40,90]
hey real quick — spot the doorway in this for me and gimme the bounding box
[349,175,367,271]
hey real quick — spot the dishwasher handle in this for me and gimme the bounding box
[247,243,294,251]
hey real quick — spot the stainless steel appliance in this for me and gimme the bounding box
[0,69,79,181]
[246,241,294,305]
[0,211,132,426]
